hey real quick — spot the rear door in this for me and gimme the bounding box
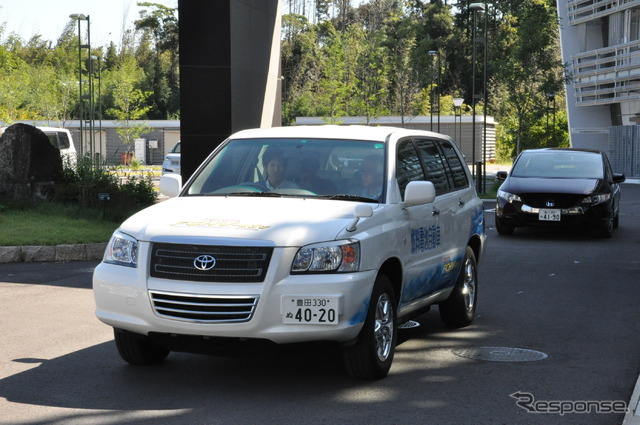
[396,138,448,308]
[413,138,460,292]
[436,139,478,285]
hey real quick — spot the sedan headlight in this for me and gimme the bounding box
[581,193,611,205]
[104,231,138,267]
[497,189,522,203]
[292,241,360,273]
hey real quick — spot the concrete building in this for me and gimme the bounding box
[557,0,640,176]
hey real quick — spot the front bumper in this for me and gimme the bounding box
[496,199,612,228]
[93,257,376,345]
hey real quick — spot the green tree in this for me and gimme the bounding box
[281,13,322,124]
[351,26,390,122]
[104,56,152,154]
[490,0,565,158]
[316,22,350,121]
[135,2,180,119]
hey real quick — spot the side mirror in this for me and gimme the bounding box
[403,181,436,207]
[613,173,626,184]
[496,171,508,180]
[346,204,374,232]
[160,174,182,197]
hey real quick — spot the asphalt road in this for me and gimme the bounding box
[1,183,639,425]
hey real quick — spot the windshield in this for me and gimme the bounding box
[511,151,604,179]
[185,137,386,202]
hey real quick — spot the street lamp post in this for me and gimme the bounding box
[92,55,103,164]
[69,13,91,160]
[470,2,485,193]
[546,92,556,147]
[481,2,489,193]
[428,50,441,133]
[453,97,464,150]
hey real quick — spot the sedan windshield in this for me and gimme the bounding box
[185,137,386,202]
[511,152,603,179]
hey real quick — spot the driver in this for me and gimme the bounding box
[351,154,383,200]
[262,147,299,190]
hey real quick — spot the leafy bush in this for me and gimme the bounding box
[53,154,157,222]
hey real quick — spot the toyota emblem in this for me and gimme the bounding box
[194,254,216,271]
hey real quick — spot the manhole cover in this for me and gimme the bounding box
[453,346,548,362]
[398,320,420,329]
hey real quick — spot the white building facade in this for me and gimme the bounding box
[558,0,640,176]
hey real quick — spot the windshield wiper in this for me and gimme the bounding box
[202,192,283,197]
[316,194,379,202]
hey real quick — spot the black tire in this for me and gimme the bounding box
[343,274,397,379]
[613,209,620,229]
[599,216,614,239]
[439,246,478,328]
[495,216,515,235]
[114,328,170,365]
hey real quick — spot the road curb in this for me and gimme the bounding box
[0,243,107,264]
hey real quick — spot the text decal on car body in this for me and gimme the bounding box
[442,257,459,274]
[411,225,441,254]
[171,219,270,231]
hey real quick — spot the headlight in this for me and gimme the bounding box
[292,241,360,273]
[104,231,138,267]
[581,193,611,205]
[497,189,522,203]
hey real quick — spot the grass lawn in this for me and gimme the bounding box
[0,202,119,246]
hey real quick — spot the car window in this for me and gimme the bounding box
[513,152,604,179]
[603,153,614,181]
[414,139,451,195]
[186,137,386,201]
[57,133,71,149]
[44,134,59,149]
[44,132,70,150]
[396,140,425,198]
[439,140,468,189]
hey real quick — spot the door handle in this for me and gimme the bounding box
[458,199,465,207]
[432,208,440,216]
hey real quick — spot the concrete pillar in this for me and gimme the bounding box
[178,0,281,180]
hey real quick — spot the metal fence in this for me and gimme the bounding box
[609,126,640,177]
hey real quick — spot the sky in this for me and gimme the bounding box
[0,0,178,47]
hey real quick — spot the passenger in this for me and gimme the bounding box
[262,147,299,190]
[351,154,384,200]
[298,157,337,195]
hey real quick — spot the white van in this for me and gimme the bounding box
[0,125,77,168]
[38,126,77,168]
[93,125,486,379]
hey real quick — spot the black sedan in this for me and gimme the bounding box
[495,148,625,238]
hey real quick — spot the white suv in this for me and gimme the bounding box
[93,125,485,379]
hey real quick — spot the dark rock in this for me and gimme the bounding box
[0,123,64,200]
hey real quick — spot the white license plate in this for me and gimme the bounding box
[282,296,339,325]
[539,209,561,221]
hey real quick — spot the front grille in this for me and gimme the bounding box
[150,243,273,283]
[150,291,259,323]
[521,193,583,209]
